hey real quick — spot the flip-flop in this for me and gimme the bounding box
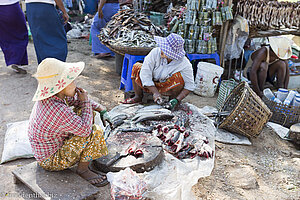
[86,174,109,187]
[11,64,27,74]
[88,162,106,175]
[121,98,142,104]
[94,53,111,59]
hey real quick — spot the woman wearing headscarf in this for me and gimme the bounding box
[25,0,69,64]
[0,0,28,74]
[123,33,195,110]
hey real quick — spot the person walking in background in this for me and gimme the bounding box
[0,0,28,74]
[25,0,69,64]
[90,0,120,59]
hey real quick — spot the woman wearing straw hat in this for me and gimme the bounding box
[122,33,195,109]
[28,58,110,187]
[243,36,292,97]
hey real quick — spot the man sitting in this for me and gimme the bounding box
[243,36,292,97]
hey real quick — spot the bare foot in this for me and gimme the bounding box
[94,53,111,59]
[121,96,142,104]
[77,169,107,185]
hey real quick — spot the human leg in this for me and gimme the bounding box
[91,3,119,57]
[26,3,67,64]
[257,62,268,91]
[38,125,108,186]
[283,60,290,88]
[161,84,184,99]
[268,60,287,88]
[122,62,144,103]
[155,72,185,96]
[0,3,28,67]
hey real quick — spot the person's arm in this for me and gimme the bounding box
[98,0,107,18]
[145,86,162,103]
[66,92,106,112]
[249,47,267,97]
[140,48,161,102]
[59,88,93,137]
[54,0,69,23]
[176,89,191,102]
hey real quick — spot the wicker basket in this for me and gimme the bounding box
[218,82,272,138]
[105,43,154,56]
[262,96,300,128]
[216,79,238,111]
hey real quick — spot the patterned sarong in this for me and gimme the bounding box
[131,62,185,93]
[39,124,108,171]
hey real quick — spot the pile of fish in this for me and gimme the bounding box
[149,107,213,159]
[104,104,214,160]
[99,9,163,47]
[235,0,300,30]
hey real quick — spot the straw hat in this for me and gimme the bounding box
[32,58,84,101]
[154,33,186,60]
[269,36,293,60]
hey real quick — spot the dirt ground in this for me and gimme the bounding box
[0,39,299,200]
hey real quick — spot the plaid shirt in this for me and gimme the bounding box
[28,95,100,161]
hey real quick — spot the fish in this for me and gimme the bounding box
[169,130,181,146]
[99,9,163,48]
[132,112,174,124]
[119,127,154,133]
[176,146,193,159]
[171,132,185,153]
[164,129,177,143]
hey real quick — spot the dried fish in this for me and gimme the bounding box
[99,9,163,48]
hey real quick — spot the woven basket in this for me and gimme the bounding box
[262,96,300,128]
[218,82,272,138]
[216,79,238,111]
[105,43,154,56]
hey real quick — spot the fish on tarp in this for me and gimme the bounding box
[132,112,174,124]
[119,127,154,133]
[171,132,185,153]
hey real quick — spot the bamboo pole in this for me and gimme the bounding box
[220,0,232,68]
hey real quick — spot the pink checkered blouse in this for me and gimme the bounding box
[28,95,100,161]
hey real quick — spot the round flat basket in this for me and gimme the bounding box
[218,82,272,138]
[106,43,154,56]
[262,96,300,128]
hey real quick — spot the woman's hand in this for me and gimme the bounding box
[62,12,69,24]
[153,93,163,104]
[76,87,88,102]
[98,10,104,18]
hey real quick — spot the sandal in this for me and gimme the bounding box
[87,174,109,187]
[11,64,27,74]
[94,53,111,59]
[121,98,142,104]
[88,162,106,175]
[78,169,109,187]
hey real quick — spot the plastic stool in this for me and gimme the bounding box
[120,54,146,92]
[186,52,220,66]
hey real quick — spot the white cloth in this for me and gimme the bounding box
[140,47,195,91]
[0,0,19,5]
[25,0,55,5]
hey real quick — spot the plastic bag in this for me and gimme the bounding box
[1,120,33,164]
[107,168,147,200]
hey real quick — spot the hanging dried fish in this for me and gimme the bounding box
[235,0,300,30]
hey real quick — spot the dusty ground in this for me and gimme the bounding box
[0,39,299,200]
